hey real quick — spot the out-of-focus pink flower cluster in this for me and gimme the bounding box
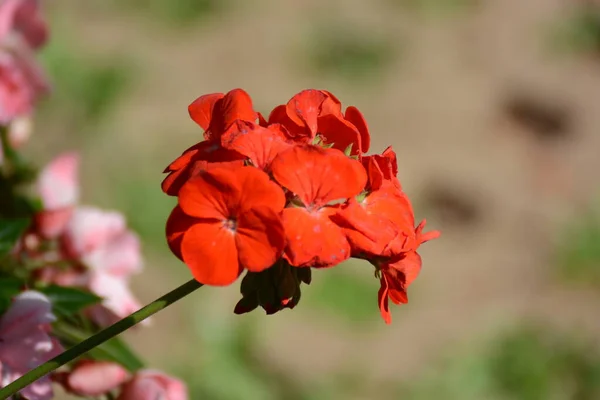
[56,363,187,400]
[0,0,49,163]
[32,152,144,327]
[0,2,189,399]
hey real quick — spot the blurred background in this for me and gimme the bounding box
[31,0,600,398]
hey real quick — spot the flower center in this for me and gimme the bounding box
[223,218,237,232]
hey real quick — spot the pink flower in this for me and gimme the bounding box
[61,207,144,326]
[0,45,47,123]
[0,0,48,49]
[63,207,142,277]
[35,152,80,238]
[34,153,145,328]
[87,273,142,327]
[0,291,63,400]
[117,370,188,400]
[56,360,130,397]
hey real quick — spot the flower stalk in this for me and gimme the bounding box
[0,279,203,399]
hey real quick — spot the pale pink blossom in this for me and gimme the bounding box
[63,206,142,277]
[0,0,48,49]
[57,360,130,397]
[0,45,47,123]
[0,291,63,400]
[0,0,49,125]
[87,273,142,327]
[117,370,188,400]
[57,206,144,326]
[35,152,80,238]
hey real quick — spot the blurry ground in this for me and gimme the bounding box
[32,0,600,399]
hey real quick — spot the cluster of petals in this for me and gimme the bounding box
[33,152,144,327]
[163,88,440,322]
[0,0,49,138]
[55,360,187,400]
[0,291,63,400]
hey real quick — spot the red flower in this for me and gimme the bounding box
[270,144,367,267]
[220,120,292,171]
[376,222,440,324]
[163,88,440,322]
[268,89,371,156]
[166,165,286,286]
[188,88,257,141]
[162,89,260,196]
[161,141,244,196]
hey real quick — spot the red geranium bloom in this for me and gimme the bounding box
[376,221,439,324]
[220,120,292,171]
[338,146,436,257]
[268,89,371,156]
[188,88,257,141]
[270,144,367,267]
[161,141,245,196]
[166,165,286,286]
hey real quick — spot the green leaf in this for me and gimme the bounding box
[55,324,145,371]
[0,276,24,315]
[40,285,102,318]
[90,336,145,371]
[0,217,30,256]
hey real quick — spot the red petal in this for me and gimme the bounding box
[378,275,392,324]
[234,166,286,214]
[236,206,285,272]
[336,197,399,256]
[285,89,327,136]
[318,113,362,156]
[271,145,367,207]
[257,111,268,127]
[161,141,245,196]
[362,147,401,191]
[179,165,285,220]
[319,90,342,115]
[165,206,199,261]
[281,207,350,268]
[180,221,242,286]
[221,121,292,170]
[345,106,371,153]
[416,219,441,245]
[216,88,257,132]
[388,251,422,288]
[381,146,398,177]
[188,93,224,131]
[178,168,242,220]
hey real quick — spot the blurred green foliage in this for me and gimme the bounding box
[111,175,176,251]
[549,6,600,56]
[305,26,395,82]
[396,0,478,15]
[400,326,600,400]
[39,38,131,129]
[307,261,380,324]
[117,0,225,26]
[556,208,600,288]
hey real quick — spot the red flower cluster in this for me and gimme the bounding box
[163,89,440,323]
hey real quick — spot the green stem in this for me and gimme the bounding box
[0,279,203,399]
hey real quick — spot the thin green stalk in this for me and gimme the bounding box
[0,279,203,399]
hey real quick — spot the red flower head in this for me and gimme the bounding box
[188,88,257,142]
[268,89,371,156]
[162,88,258,196]
[166,165,286,286]
[270,144,367,267]
[163,88,439,323]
